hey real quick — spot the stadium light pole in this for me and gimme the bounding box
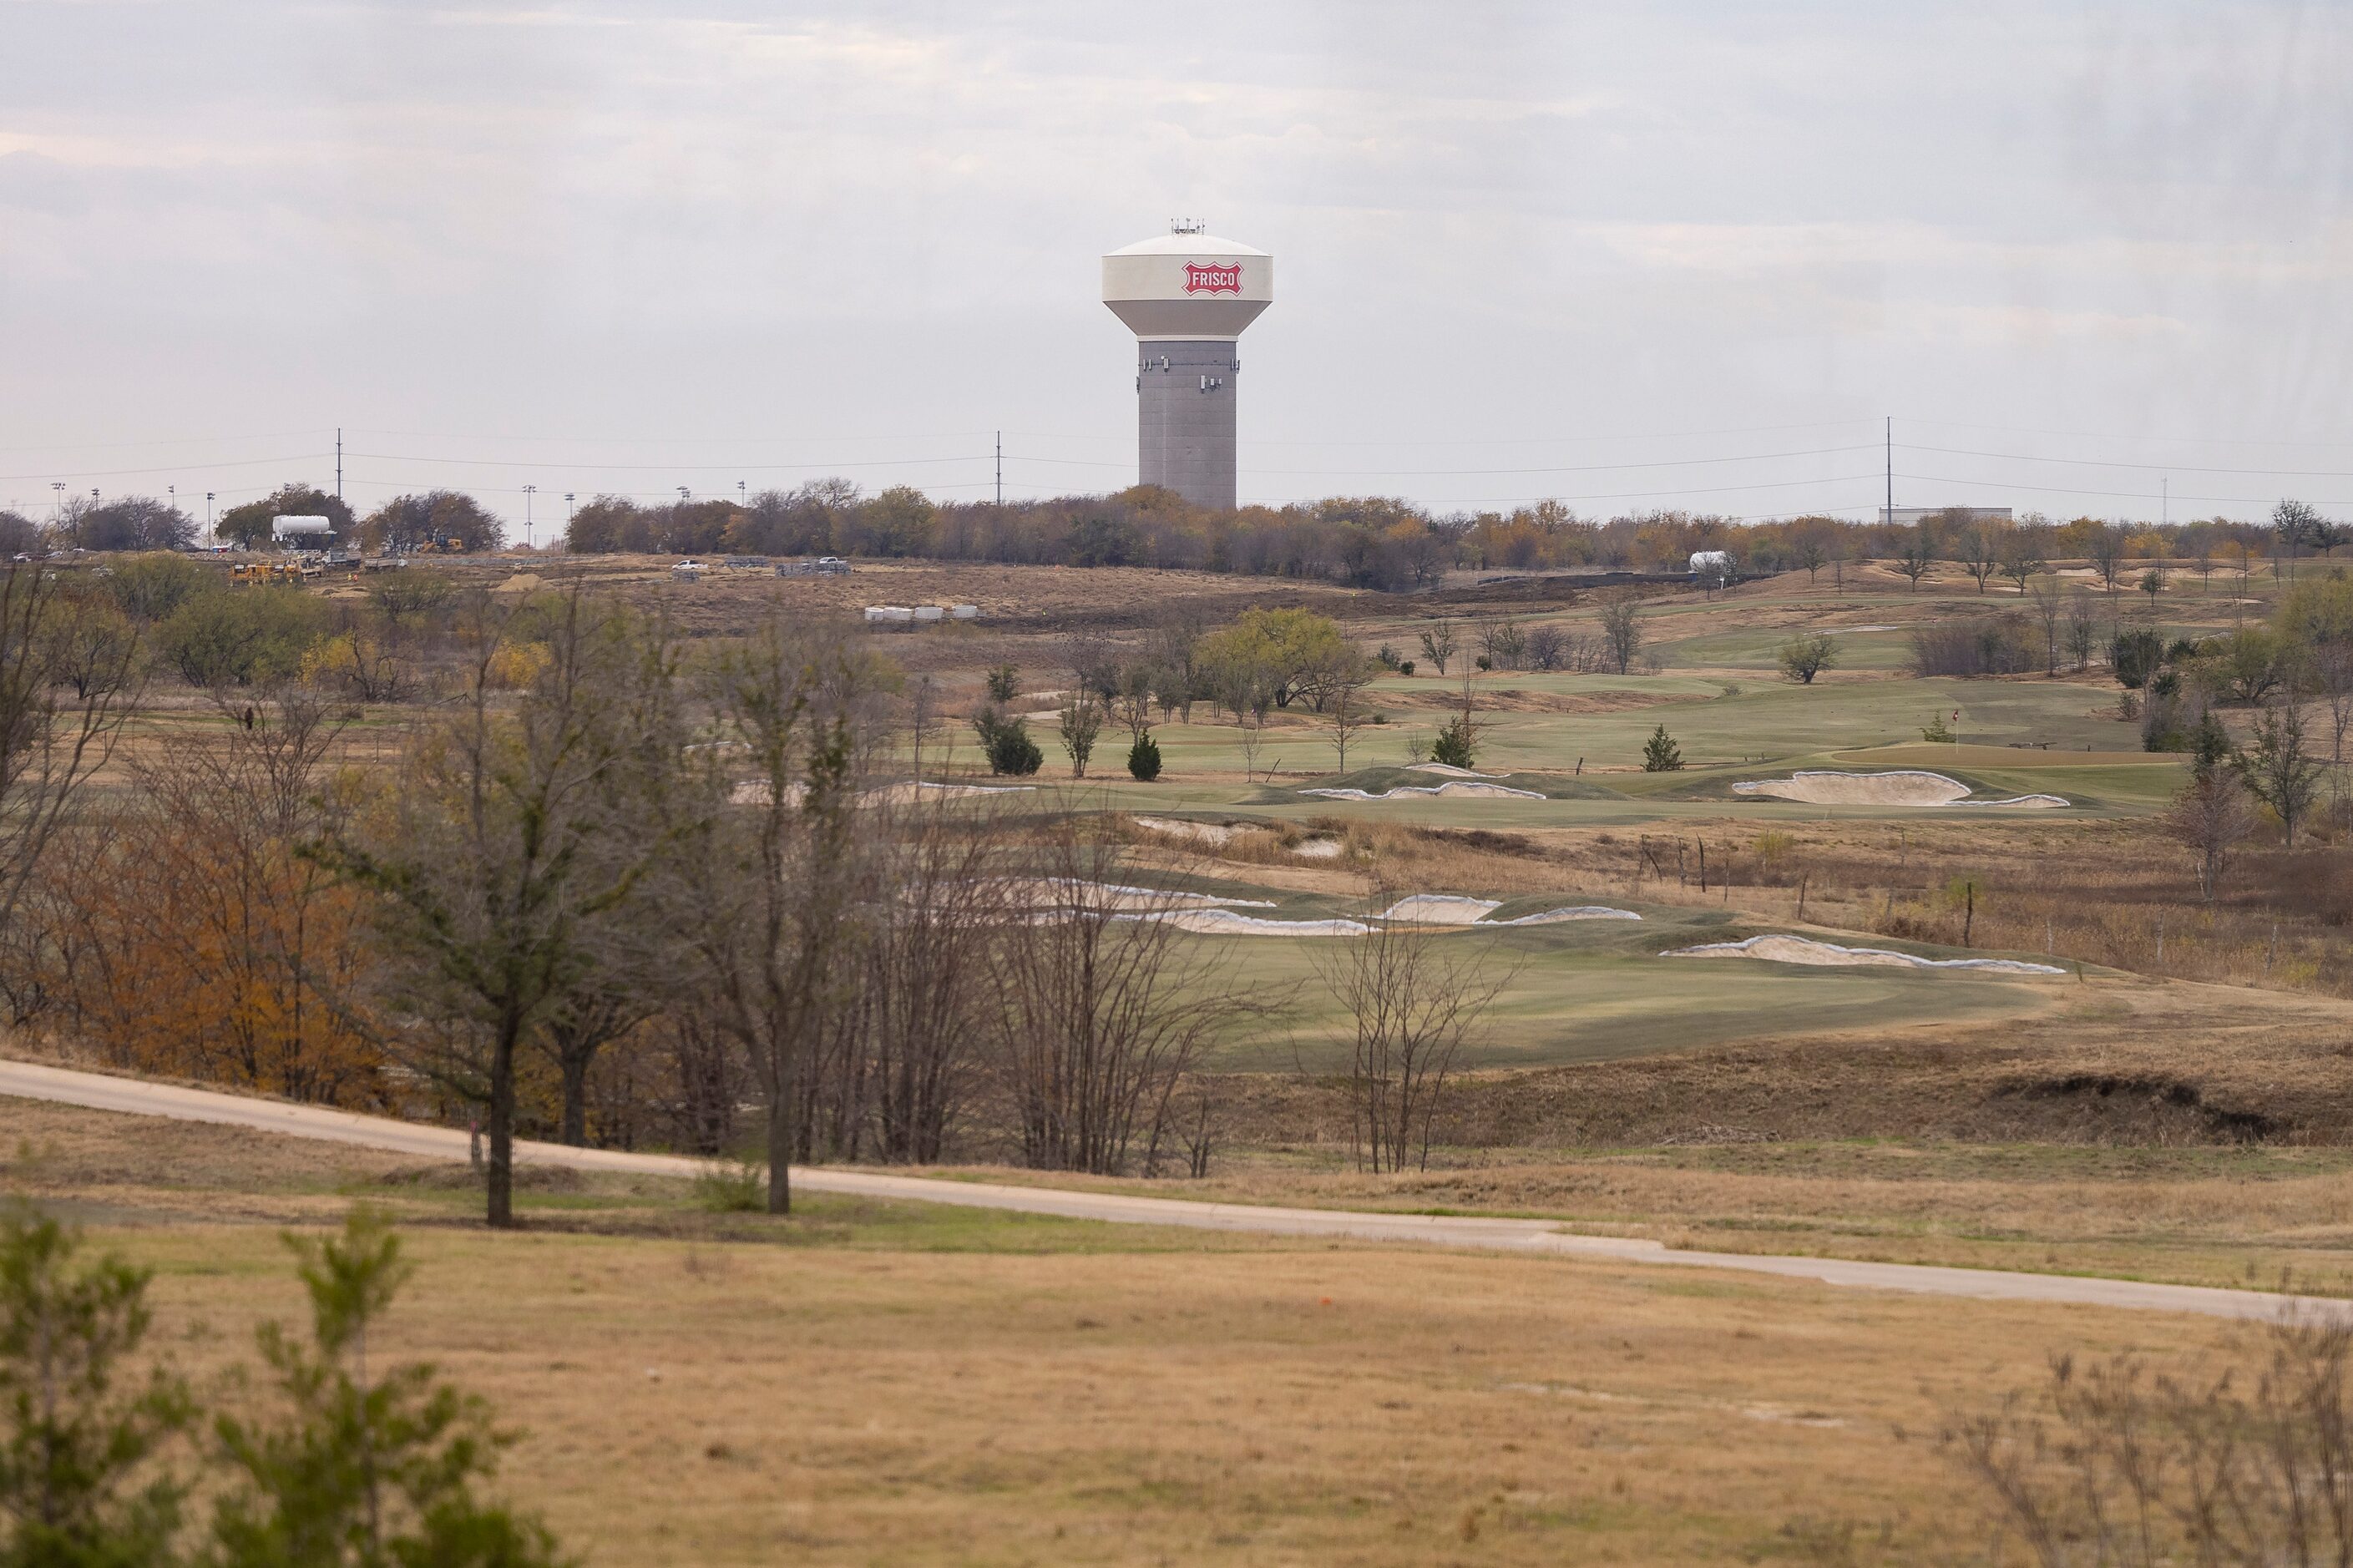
[523,484,536,550]
[49,482,63,522]
[205,492,215,546]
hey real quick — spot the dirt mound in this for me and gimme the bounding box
[1662,934,2064,974]
[1732,770,2067,808]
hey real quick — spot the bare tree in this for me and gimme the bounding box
[1056,690,1103,778]
[856,797,1009,1163]
[322,588,675,1227]
[1236,714,1266,783]
[1597,598,1643,675]
[2087,525,2127,594]
[1946,1312,2353,1567]
[674,615,876,1213]
[2064,588,2099,670]
[2165,770,2254,902]
[1309,915,1510,1174]
[0,566,143,946]
[988,822,1248,1175]
[1323,657,1379,772]
[1894,537,1936,591]
[1960,527,2001,593]
[2236,699,2326,847]
[2026,578,2064,674]
[1416,620,1458,675]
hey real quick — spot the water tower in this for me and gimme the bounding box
[1101,222,1272,512]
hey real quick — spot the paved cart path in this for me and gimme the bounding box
[3,1057,2336,1325]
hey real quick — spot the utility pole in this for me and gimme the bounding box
[335,427,342,506]
[49,482,63,521]
[2162,477,2168,529]
[1884,415,1892,527]
[995,430,1003,506]
[523,483,536,549]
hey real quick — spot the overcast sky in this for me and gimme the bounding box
[2,1,2347,533]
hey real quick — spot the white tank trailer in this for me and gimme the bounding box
[271,515,334,543]
[1101,223,1272,512]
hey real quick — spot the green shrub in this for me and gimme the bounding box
[1127,732,1161,781]
[156,589,326,687]
[105,552,215,623]
[691,1158,767,1213]
[1641,724,1683,771]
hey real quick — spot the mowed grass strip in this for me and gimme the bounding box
[0,1101,2258,1566]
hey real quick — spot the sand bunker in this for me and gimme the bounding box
[998,878,1274,913]
[1132,816,1265,847]
[1291,839,1344,859]
[1304,781,1546,802]
[1379,894,1642,927]
[864,781,1037,806]
[1662,934,2063,974]
[1488,906,1642,927]
[1405,762,1505,779]
[1731,770,2065,808]
[1137,908,1370,938]
[1379,895,1501,923]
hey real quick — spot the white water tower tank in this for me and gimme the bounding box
[1102,223,1273,512]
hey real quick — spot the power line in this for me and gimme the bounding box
[1900,442,2353,479]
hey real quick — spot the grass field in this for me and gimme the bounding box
[0,1100,2285,1567]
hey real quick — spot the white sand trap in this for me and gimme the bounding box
[860,781,1036,807]
[1132,816,1265,847]
[1138,908,1370,938]
[1662,934,2063,974]
[1380,894,1502,923]
[1303,781,1546,802]
[1732,770,2067,808]
[998,878,1275,912]
[1488,906,1643,927]
[1291,838,1344,859]
[1406,762,1505,779]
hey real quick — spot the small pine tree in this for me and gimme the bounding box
[984,664,1020,703]
[1430,714,1477,770]
[971,706,1043,776]
[1127,731,1162,781]
[1921,711,1956,743]
[0,1202,193,1566]
[208,1209,565,1567]
[1640,724,1683,772]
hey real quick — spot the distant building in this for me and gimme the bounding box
[1880,506,2012,528]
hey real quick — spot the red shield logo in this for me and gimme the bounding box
[1183,261,1242,295]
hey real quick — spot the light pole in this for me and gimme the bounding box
[523,484,536,550]
[677,486,691,503]
[50,483,63,522]
[736,480,746,504]
[205,493,215,547]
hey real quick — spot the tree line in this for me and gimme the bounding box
[17,476,2337,596]
[0,567,1328,1229]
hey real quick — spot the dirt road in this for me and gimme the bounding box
[3,1056,2335,1324]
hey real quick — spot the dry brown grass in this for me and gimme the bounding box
[0,1100,2272,1566]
